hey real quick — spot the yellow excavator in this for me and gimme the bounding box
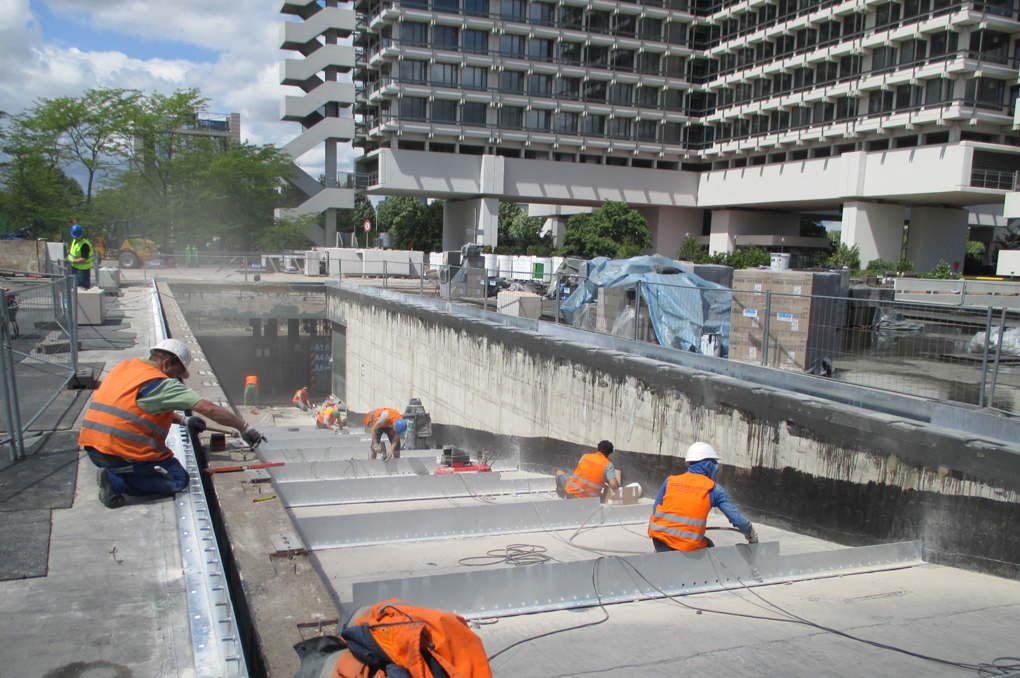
[93,220,162,269]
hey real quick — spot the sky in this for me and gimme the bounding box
[0,0,352,181]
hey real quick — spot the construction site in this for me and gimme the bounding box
[2,256,1020,678]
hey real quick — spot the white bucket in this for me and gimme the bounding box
[497,255,513,278]
[770,253,791,271]
[483,253,497,277]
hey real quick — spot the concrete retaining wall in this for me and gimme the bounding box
[329,283,1020,577]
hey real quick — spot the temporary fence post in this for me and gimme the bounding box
[761,291,772,366]
[0,296,21,461]
[633,281,642,341]
[383,260,388,290]
[978,306,993,408]
[68,276,79,375]
[420,262,424,297]
[986,307,1007,409]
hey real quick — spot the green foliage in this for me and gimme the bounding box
[497,201,552,254]
[966,240,985,258]
[676,234,708,263]
[865,256,913,274]
[826,242,861,270]
[996,223,1020,250]
[708,245,771,269]
[390,199,444,252]
[800,218,827,238]
[251,215,317,251]
[376,196,419,232]
[561,200,651,259]
[919,259,955,279]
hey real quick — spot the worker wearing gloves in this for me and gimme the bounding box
[365,407,407,461]
[648,442,758,552]
[79,338,267,509]
[292,386,311,411]
[67,221,94,290]
[317,405,343,432]
[555,440,620,499]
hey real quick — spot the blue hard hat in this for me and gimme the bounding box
[394,418,407,435]
[70,224,83,238]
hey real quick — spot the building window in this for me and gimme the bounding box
[528,38,553,60]
[500,34,526,56]
[399,97,427,120]
[557,76,580,98]
[499,70,525,93]
[432,63,458,86]
[528,74,552,96]
[635,120,658,141]
[636,52,661,75]
[580,114,605,135]
[585,45,609,67]
[899,39,926,65]
[464,0,488,15]
[560,5,583,27]
[868,91,894,114]
[402,22,428,46]
[434,0,459,11]
[560,42,582,63]
[500,0,525,20]
[499,106,523,128]
[463,66,488,90]
[524,109,549,130]
[966,78,1005,107]
[607,117,632,138]
[638,17,663,39]
[875,2,901,26]
[974,30,1011,64]
[585,9,610,30]
[928,31,956,58]
[400,60,427,83]
[529,1,554,24]
[608,83,633,105]
[611,49,634,70]
[871,46,896,72]
[553,112,578,133]
[463,29,488,54]
[582,80,607,102]
[895,85,921,109]
[924,78,953,104]
[637,86,659,108]
[434,26,459,50]
[835,96,856,119]
[462,102,488,125]
[614,13,636,35]
[433,99,458,122]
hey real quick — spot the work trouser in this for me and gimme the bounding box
[244,384,260,406]
[86,447,189,497]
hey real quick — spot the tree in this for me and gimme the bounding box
[497,201,552,254]
[376,196,419,232]
[827,242,861,270]
[390,199,444,252]
[676,234,709,263]
[560,200,651,259]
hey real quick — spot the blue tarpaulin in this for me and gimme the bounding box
[560,256,732,354]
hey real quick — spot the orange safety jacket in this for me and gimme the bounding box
[332,598,492,678]
[293,388,308,403]
[647,472,714,552]
[318,408,338,426]
[78,359,174,462]
[364,407,402,430]
[565,453,610,498]
[245,375,258,386]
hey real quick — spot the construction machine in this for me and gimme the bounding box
[94,220,162,269]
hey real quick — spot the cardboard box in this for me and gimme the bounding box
[602,482,643,505]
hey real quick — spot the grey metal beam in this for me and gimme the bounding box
[275,472,555,507]
[263,457,436,477]
[297,498,650,550]
[352,540,923,620]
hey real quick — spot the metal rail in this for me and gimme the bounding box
[352,540,924,619]
[296,498,650,550]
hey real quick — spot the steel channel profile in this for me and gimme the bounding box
[352,540,923,620]
[157,287,249,678]
[296,498,650,550]
[275,472,556,507]
[260,456,437,477]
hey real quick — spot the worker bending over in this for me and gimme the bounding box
[292,386,311,411]
[365,407,406,461]
[317,405,343,432]
[648,442,757,552]
[555,440,620,499]
[243,374,259,408]
[80,339,266,509]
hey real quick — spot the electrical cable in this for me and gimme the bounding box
[458,544,556,567]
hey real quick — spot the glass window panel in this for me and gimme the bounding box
[432,99,458,122]
[462,102,488,124]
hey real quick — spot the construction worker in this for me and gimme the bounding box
[555,440,620,499]
[648,442,758,552]
[365,407,406,461]
[292,386,311,411]
[317,404,343,432]
[79,338,266,509]
[67,220,93,290]
[243,374,259,408]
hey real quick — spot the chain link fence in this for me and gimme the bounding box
[0,269,79,460]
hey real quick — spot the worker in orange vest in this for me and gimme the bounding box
[292,386,311,411]
[317,405,343,432]
[365,407,406,461]
[555,440,620,499]
[648,442,758,552]
[243,374,259,407]
[80,339,266,508]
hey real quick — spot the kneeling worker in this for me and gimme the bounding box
[292,386,311,411]
[317,404,343,432]
[365,407,406,461]
[556,440,620,499]
[80,339,266,509]
[648,442,757,552]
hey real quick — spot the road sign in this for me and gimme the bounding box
[363,220,372,233]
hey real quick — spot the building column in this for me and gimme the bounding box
[907,206,969,274]
[707,209,799,254]
[443,198,498,251]
[638,206,705,258]
[841,202,906,267]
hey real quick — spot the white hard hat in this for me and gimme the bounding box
[151,338,192,378]
[685,442,720,463]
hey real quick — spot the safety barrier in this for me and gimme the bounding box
[0,268,79,460]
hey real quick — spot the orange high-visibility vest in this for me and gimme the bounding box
[647,472,714,552]
[565,453,610,498]
[78,359,174,462]
[293,388,308,403]
[245,375,258,386]
[332,598,492,678]
[364,407,401,429]
[318,408,338,426]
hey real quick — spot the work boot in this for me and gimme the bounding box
[98,469,126,509]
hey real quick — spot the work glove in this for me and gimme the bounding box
[745,529,759,544]
[371,442,382,455]
[241,424,267,449]
[182,416,206,433]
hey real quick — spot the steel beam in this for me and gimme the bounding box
[297,498,650,550]
[275,472,555,507]
[262,457,434,478]
[352,540,923,620]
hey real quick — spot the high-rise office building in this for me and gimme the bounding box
[284,0,1020,268]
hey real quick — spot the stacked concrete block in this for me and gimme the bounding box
[76,287,106,325]
[497,290,543,319]
[97,267,121,290]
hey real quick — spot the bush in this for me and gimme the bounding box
[827,242,861,270]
